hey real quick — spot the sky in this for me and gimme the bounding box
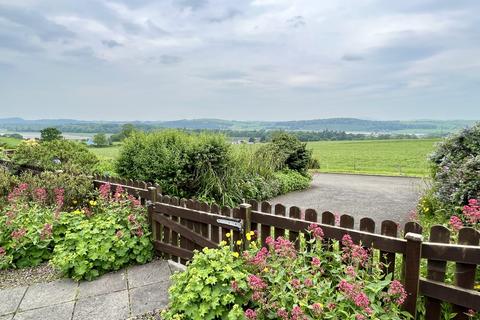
[0,0,479,121]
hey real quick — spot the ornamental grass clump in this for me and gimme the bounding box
[163,225,411,320]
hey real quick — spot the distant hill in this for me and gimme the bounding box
[0,117,476,135]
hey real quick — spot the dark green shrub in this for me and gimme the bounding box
[116,131,238,205]
[430,122,480,206]
[257,132,313,174]
[40,127,63,142]
[12,140,99,174]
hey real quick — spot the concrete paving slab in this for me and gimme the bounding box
[13,302,74,320]
[78,269,127,298]
[0,286,26,316]
[129,281,170,316]
[19,279,77,311]
[127,260,171,288]
[73,289,129,320]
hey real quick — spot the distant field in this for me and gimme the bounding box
[89,144,122,159]
[307,139,441,177]
[0,137,22,149]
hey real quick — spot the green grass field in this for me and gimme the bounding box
[307,139,441,177]
[0,137,23,149]
[88,144,122,159]
[87,139,441,177]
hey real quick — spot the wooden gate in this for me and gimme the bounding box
[149,198,249,263]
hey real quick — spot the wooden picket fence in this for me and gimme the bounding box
[1,164,477,319]
[89,176,480,319]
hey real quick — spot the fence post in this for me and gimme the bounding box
[403,232,423,319]
[147,186,157,227]
[240,203,252,249]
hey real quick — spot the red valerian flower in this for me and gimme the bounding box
[449,216,463,231]
[0,247,6,256]
[244,309,257,320]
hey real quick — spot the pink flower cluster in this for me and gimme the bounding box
[246,247,269,268]
[248,274,267,291]
[449,215,463,231]
[308,224,324,240]
[99,183,111,199]
[40,223,53,240]
[386,280,407,305]
[34,188,48,203]
[338,279,372,313]
[244,309,257,319]
[463,199,480,225]
[341,234,369,266]
[11,228,27,240]
[265,236,296,259]
[7,183,29,203]
[0,247,5,256]
[114,185,124,199]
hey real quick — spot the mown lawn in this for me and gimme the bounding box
[307,139,441,177]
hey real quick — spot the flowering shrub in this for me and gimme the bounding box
[448,199,480,232]
[51,184,153,280]
[163,225,411,319]
[0,183,58,269]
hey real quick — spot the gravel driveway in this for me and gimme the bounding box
[270,173,426,230]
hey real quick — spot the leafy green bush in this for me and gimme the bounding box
[430,122,480,206]
[12,139,99,174]
[274,170,311,195]
[51,185,153,280]
[162,244,250,319]
[163,227,410,319]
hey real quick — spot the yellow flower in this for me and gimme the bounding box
[220,241,227,246]
[249,231,255,236]
[73,200,77,204]
[236,240,242,245]
[475,284,480,290]
[232,252,239,258]
[263,267,269,272]
[73,210,82,215]
[89,200,97,206]
[226,232,232,238]
[246,234,251,241]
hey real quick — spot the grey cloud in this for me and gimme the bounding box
[147,55,182,65]
[342,54,364,61]
[200,70,247,80]
[62,46,95,58]
[287,16,306,29]
[102,40,122,48]
[0,4,75,41]
[208,9,241,23]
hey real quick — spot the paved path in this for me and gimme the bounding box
[0,260,182,320]
[270,173,426,230]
